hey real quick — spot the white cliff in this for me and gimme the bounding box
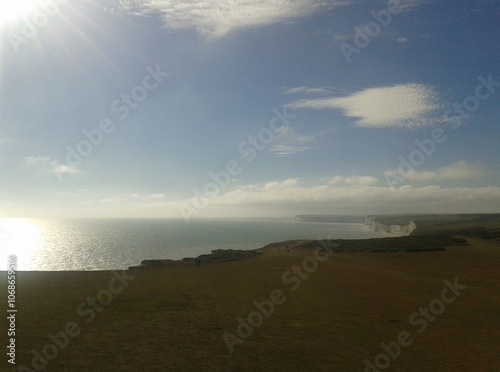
[364,217,416,236]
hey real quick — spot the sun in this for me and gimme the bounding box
[0,0,40,24]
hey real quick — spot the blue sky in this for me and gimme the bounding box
[0,0,499,219]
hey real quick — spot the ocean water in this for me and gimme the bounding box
[0,218,395,271]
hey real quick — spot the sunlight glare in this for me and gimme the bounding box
[0,0,40,24]
[0,218,43,270]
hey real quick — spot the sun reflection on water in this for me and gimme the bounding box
[0,218,44,271]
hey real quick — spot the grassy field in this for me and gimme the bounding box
[2,218,500,371]
[372,213,500,235]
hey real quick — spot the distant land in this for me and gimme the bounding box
[295,213,500,237]
[295,213,500,230]
[294,214,366,223]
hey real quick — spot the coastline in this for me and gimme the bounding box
[135,213,500,268]
[0,218,396,272]
[132,234,466,269]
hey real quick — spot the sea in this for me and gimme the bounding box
[0,218,396,271]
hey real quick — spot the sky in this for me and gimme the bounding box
[0,0,499,220]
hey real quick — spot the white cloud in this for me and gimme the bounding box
[114,0,353,38]
[287,84,442,129]
[24,155,80,176]
[328,175,378,186]
[285,87,333,95]
[345,176,379,185]
[191,178,500,214]
[263,178,300,190]
[53,164,80,176]
[270,145,311,156]
[328,176,345,185]
[385,160,487,183]
[148,193,166,199]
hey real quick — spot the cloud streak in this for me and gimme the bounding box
[270,145,311,156]
[284,86,333,95]
[385,160,487,183]
[270,127,316,156]
[397,0,429,11]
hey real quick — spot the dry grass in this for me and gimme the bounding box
[3,237,499,371]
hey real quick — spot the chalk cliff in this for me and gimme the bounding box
[364,216,416,236]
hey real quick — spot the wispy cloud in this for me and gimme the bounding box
[97,192,167,203]
[284,86,352,95]
[328,175,379,186]
[148,193,165,199]
[287,84,443,129]
[99,196,123,203]
[285,87,333,95]
[113,0,354,38]
[398,0,429,11]
[385,160,487,183]
[112,0,429,38]
[24,156,53,165]
[271,127,315,156]
[270,145,311,156]
[24,156,80,176]
[276,127,316,143]
[330,33,352,46]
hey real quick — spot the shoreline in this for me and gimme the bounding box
[134,214,500,268]
[0,219,397,272]
[4,214,500,272]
